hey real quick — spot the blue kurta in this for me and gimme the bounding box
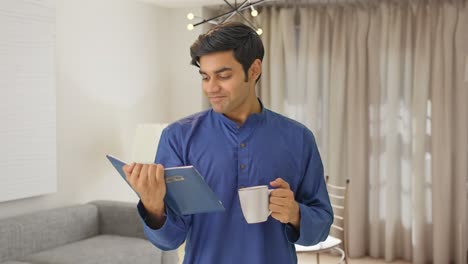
[137,103,333,264]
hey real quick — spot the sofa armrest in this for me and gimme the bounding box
[88,200,145,239]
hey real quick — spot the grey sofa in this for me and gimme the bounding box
[0,200,178,264]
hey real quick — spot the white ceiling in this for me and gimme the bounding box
[139,0,237,8]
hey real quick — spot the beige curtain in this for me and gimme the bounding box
[258,1,468,263]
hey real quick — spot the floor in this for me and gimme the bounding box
[177,246,412,264]
[297,252,412,264]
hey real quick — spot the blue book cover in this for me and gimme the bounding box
[106,154,225,216]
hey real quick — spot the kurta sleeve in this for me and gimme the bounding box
[284,129,333,245]
[137,126,192,250]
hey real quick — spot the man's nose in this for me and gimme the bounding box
[204,79,221,93]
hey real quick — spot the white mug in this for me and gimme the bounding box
[238,185,273,224]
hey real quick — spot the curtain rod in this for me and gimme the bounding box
[255,0,373,8]
[260,0,467,6]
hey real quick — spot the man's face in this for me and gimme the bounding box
[199,51,256,115]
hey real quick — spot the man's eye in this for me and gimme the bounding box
[219,75,231,80]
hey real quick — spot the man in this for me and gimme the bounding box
[123,22,333,264]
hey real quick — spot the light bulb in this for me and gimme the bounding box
[251,9,258,17]
[256,28,263,35]
[187,24,194,31]
[187,13,194,20]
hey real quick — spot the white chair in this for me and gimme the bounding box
[295,176,349,264]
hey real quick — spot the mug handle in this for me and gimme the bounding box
[268,189,273,216]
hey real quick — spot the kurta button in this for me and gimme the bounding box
[240,164,246,169]
[240,143,246,148]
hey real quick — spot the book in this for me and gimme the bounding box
[106,154,225,216]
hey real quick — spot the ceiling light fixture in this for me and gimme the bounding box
[250,5,258,17]
[186,0,264,35]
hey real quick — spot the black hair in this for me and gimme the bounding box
[190,22,264,82]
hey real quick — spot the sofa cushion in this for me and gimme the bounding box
[89,200,145,239]
[19,235,170,264]
[1,261,32,264]
[0,204,99,262]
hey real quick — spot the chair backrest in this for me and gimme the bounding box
[326,175,350,255]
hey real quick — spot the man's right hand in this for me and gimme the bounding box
[123,163,167,222]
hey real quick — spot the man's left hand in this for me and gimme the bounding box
[269,178,300,230]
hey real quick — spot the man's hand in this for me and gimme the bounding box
[269,178,301,230]
[123,163,167,225]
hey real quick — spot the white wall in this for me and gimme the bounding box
[167,7,205,121]
[0,0,205,219]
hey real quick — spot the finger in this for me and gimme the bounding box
[123,163,135,177]
[130,163,143,181]
[269,178,290,190]
[148,164,157,185]
[155,164,165,185]
[270,205,293,224]
[270,189,293,198]
[269,203,286,214]
[269,196,290,206]
[140,164,149,184]
[271,212,288,224]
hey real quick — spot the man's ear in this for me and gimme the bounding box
[249,59,262,81]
